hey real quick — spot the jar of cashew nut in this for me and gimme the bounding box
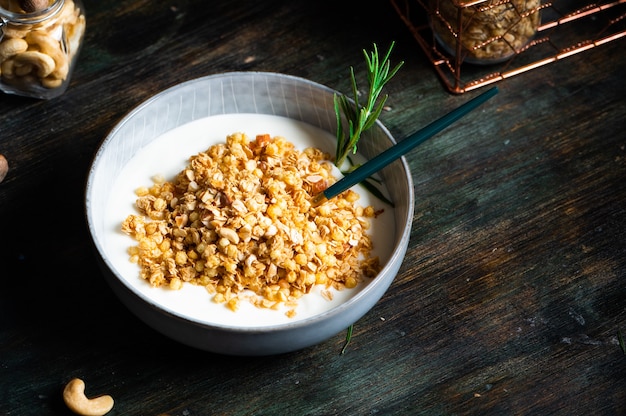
[430,0,541,65]
[0,0,85,99]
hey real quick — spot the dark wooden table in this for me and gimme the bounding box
[1,1,625,415]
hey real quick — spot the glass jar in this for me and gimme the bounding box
[0,0,85,99]
[430,0,541,65]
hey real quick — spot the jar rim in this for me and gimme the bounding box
[0,0,64,25]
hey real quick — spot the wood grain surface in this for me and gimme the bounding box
[1,0,625,415]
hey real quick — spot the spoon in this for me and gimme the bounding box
[312,86,499,206]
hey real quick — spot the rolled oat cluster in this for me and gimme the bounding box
[0,0,85,94]
[122,133,382,316]
[431,0,541,63]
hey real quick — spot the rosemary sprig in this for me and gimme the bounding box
[334,42,404,169]
[336,44,402,354]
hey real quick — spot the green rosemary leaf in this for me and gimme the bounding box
[334,96,345,142]
[362,97,389,131]
[619,330,625,354]
[340,157,394,206]
[360,179,395,207]
[349,67,360,109]
[341,325,354,355]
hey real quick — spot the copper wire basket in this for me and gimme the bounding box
[391,0,626,94]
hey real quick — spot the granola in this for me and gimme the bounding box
[121,132,382,316]
[431,0,541,63]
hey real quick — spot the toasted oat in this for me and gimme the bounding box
[432,0,541,62]
[121,132,382,314]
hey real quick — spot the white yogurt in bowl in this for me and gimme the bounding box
[104,113,396,328]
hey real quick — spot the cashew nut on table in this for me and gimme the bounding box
[0,154,8,183]
[63,378,114,416]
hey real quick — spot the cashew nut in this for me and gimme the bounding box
[14,62,34,76]
[0,154,8,183]
[0,38,29,60]
[1,58,16,79]
[62,378,114,416]
[25,31,68,79]
[1,27,30,39]
[41,75,63,88]
[12,51,55,77]
[67,15,86,58]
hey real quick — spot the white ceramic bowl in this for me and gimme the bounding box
[85,72,414,356]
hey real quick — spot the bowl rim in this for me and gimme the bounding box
[84,71,415,334]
